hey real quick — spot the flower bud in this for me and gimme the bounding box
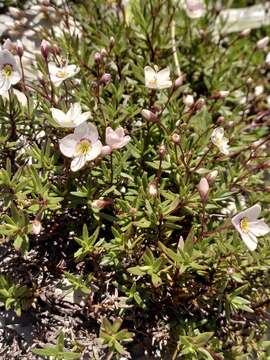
[16,40,24,57]
[217,116,225,124]
[101,145,112,156]
[32,219,42,235]
[183,94,194,107]
[194,98,205,111]
[100,73,112,84]
[197,177,209,202]
[206,170,218,184]
[255,85,264,96]
[41,39,50,59]
[94,52,101,63]
[173,74,185,88]
[92,199,112,209]
[172,133,180,144]
[218,90,229,98]
[141,109,158,122]
[159,145,166,158]
[148,181,158,197]
[240,28,251,38]
[109,36,115,48]
[256,36,269,49]
[246,77,253,85]
[100,48,107,58]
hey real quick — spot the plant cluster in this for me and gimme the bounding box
[0,0,270,359]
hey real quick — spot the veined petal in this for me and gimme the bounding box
[68,102,81,119]
[232,204,262,228]
[59,134,78,158]
[240,231,258,251]
[51,108,67,125]
[65,64,79,76]
[75,122,99,142]
[10,69,22,85]
[157,67,171,82]
[0,77,11,95]
[85,140,102,161]
[249,219,270,237]
[75,111,91,126]
[71,156,86,172]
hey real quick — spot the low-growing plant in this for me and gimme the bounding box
[0,0,270,358]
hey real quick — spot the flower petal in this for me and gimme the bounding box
[232,204,261,226]
[67,102,81,119]
[85,140,102,161]
[74,122,99,142]
[240,231,258,251]
[71,156,86,172]
[51,108,67,125]
[249,219,270,237]
[59,134,78,158]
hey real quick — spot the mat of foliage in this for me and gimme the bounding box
[0,0,270,359]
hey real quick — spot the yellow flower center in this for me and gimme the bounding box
[240,217,249,233]
[2,64,13,77]
[149,76,158,87]
[215,136,223,146]
[76,139,91,155]
[56,70,66,78]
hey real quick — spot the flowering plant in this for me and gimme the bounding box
[0,0,270,359]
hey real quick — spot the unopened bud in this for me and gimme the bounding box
[255,85,264,96]
[16,40,24,57]
[198,177,209,202]
[194,98,205,111]
[159,145,166,157]
[100,48,107,58]
[256,36,269,49]
[240,28,251,38]
[218,90,229,98]
[91,81,99,97]
[92,199,112,209]
[32,219,42,235]
[148,181,158,197]
[109,36,115,48]
[172,133,180,144]
[41,39,50,59]
[141,109,158,122]
[94,52,101,63]
[217,116,225,124]
[51,45,61,56]
[174,74,185,88]
[183,94,194,107]
[246,77,253,85]
[177,236,184,250]
[100,73,111,84]
[206,170,218,184]
[101,145,112,156]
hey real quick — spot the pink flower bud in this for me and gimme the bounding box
[256,36,269,49]
[172,133,180,144]
[198,177,209,202]
[206,170,218,184]
[41,39,50,59]
[141,109,158,122]
[240,29,251,38]
[109,36,115,48]
[148,181,158,196]
[32,219,42,235]
[100,48,107,58]
[16,40,24,57]
[92,199,112,209]
[101,145,112,156]
[94,52,101,63]
[174,74,185,88]
[218,90,229,98]
[159,145,166,157]
[101,73,111,84]
[194,98,205,111]
[183,94,194,107]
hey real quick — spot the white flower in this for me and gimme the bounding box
[144,66,172,90]
[51,103,91,128]
[185,0,206,19]
[0,50,21,95]
[211,127,229,155]
[231,204,270,251]
[48,62,79,87]
[59,122,102,172]
[1,88,27,107]
[105,126,131,150]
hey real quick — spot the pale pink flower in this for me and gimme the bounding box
[231,204,270,251]
[48,62,79,87]
[59,122,102,172]
[0,50,21,95]
[105,127,130,150]
[185,0,206,19]
[144,66,172,89]
[51,103,91,128]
